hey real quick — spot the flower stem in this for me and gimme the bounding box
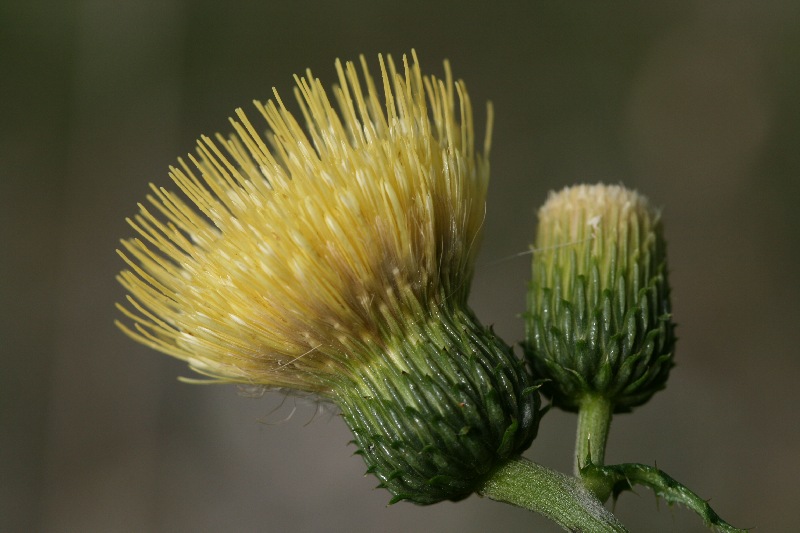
[477,456,628,532]
[575,395,614,477]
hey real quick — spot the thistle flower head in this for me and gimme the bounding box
[116,52,490,394]
[116,52,539,504]
[525,184,675,412]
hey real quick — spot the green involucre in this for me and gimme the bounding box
[524,185,675,412]
[338,306,541,504]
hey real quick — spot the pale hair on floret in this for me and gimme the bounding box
[115,51,493,393]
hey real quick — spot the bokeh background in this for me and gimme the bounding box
[3,1,799,531]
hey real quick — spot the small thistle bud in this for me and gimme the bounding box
[524,184,674,413]
[116,52,540,505]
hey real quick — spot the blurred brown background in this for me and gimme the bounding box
[3,1,799,532]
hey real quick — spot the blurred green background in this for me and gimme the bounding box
[3,1,799,531]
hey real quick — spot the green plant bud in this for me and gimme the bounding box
[340,304,540,504]
[524,184,674,412]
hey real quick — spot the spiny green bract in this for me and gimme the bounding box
[339,308,541,504]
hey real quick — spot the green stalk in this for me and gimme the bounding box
[478,456,627,532]
[574,395,613,477]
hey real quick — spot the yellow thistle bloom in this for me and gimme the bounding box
[116,52,540,504]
